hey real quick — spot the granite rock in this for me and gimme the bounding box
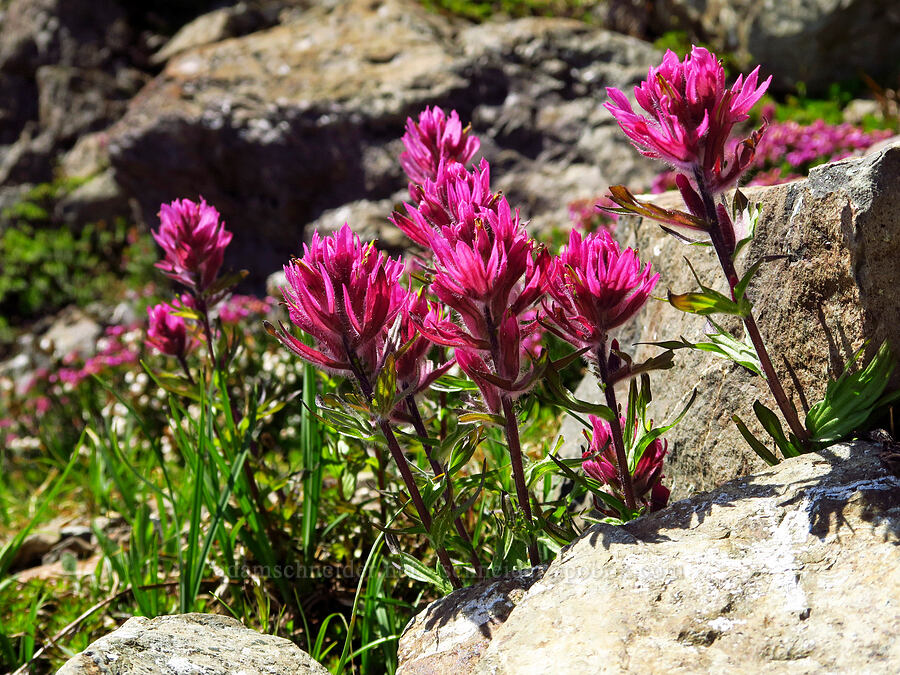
[57,613,331,675]
[399,442,900,674]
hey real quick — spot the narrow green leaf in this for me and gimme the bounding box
[458,412,507,427]
[753,400,801,458]
[733,414,780,465]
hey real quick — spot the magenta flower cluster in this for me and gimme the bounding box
[153,197,232,293]
[399,106,481,186]
[582,414,670,514]
[651,117,893,192]
[271,106,667,515]
[605,46,770,194]
[272,224,410,381]
[544,229,658,349]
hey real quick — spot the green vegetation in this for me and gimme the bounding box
[419,0,592,22]
[0,180,156,354]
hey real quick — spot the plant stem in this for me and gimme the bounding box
[481,306,540,566]
[693,170,810,449]
[377,419,461,589]
[501,395,541,566]
[595,340,637,510]
[407,395,485,581]
[177,354,195,385]
[342,344,460,589]
[195,296,219,372]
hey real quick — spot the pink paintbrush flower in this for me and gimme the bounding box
[544,229,658,348]
[605,46,770,193]
[400,107,481,186]
[391,158,495,247]
[153,197,233,293]
[147,301,194,357]
[582,413,670,512]
[269,224,409,379]
[427,197,546,345]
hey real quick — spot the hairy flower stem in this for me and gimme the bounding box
[377,419,462,589]
[344,350,460,588]
[694,170,810,449]
[595,340,637,510]
[195,295,226,376]
[481,307,540,566]
[501,395,541,566]
[407,396,485,581]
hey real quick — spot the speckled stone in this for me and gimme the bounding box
[399,442,900,674]
[56,613,330,675]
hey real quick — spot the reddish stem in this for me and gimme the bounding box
[407,395,485,581]
[595,340,637,511]
[693,170,810,449]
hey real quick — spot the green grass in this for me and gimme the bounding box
[419,0,593,22]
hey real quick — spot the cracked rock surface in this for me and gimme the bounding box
[398,442,900,674]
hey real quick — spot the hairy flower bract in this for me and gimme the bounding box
[583,413,670,513]
[273,224,409,379]
[544,229,658,348]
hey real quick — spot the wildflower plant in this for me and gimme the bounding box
[265,105,681,586]
[604,46,898,461]
[266,223,467,587]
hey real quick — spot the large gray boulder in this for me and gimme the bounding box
[557,142,900,500]
[105,0,661,282]
[398,441,900,674]
[0,0,146,185]
[57,613,330,674]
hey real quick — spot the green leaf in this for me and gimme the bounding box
[806,340,898,443]
[541,365,615,419]
[667,288,748,316]
[430,374,479,393]
[458,412,507,427]
[753,400,801,458]
[733,414,780,465]
[524,436,569,488]
[140,360,201,401]
[639,319,763,376]
[373,355,398,418]
[447,428,483,475]
[609,350,676,385]
[630,388,697,472]
[389,552,452,593]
